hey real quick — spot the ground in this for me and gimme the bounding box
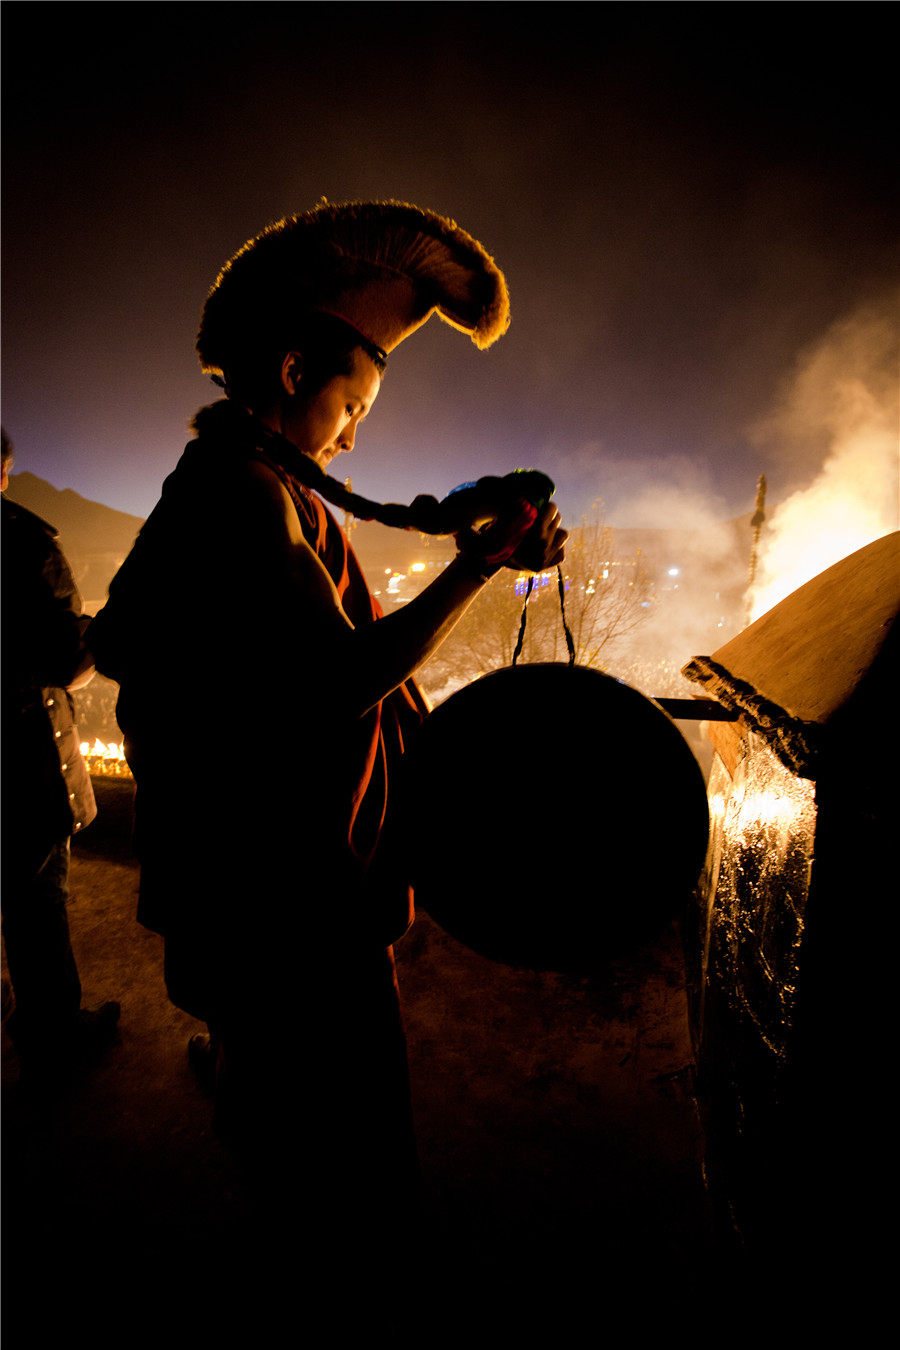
[2,778,720,1342]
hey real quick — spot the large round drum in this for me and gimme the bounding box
[400,663,709,970]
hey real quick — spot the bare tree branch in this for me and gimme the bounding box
[419,502,654,701]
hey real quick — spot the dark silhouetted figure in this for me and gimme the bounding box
[88,204,565,1320]
[1,429,119,1079]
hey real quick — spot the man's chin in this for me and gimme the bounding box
[301,449,333,470]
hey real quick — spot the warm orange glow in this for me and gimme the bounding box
[80,739,133,778]
[750,510,890,621]
[748,327,898,622]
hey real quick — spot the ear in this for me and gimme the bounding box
[280,351,304,395]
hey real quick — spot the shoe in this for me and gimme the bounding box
[188,1032,217,1096]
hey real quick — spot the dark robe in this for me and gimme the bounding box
[90,404,426,1222]
[92,401,427,1019]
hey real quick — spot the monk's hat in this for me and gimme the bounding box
[196,199,510,384]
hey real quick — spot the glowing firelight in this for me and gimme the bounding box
[80,739,132,778]
[749,496,895,622]
[747,317,898,624]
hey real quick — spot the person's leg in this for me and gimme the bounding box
[3,838,82,1051]
[3,837,119,1070]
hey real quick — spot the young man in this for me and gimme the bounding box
[91,203,565,1263]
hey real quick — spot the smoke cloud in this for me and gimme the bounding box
[747,298,899,620]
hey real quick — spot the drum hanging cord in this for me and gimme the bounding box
[512,568,576,668]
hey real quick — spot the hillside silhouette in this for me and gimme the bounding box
[5,471,145,608]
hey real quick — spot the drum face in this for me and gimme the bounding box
[400,664,710,970]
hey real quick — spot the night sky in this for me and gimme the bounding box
[3,4,897,533]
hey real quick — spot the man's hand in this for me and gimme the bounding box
[452,473,566,573]
[506,501,568,573]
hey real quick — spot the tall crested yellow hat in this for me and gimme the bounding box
[197,199,510,382]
